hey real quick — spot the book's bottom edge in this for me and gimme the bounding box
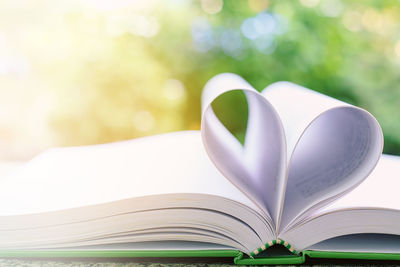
[236,250,400,265]
[1,250,400,265]
[305,250,400,261]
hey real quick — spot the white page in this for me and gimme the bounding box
[59,241,233,251]
[308,234,400,253]
[321,154,400,211]
[262,82,353,157]
[262,82,383,231]
[201,73,286,227]
[0,131,258,216]
[0,161,23,178]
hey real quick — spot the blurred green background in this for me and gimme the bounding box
[0,0,399,160]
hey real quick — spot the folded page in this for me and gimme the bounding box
[262,82,383,231]
[201,73,286,228]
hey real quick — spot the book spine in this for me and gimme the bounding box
[250,239,297,257]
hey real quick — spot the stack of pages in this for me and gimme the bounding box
[1,73,399,264]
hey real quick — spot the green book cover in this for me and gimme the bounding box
[1,249,400,265]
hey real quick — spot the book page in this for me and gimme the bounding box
[0,131,259,216]
[54,241,234,251]
[308,233,400,253]
[320,154,400,211]
[201,73,286,227]
[0,161,22,178]
[262,82,383,231]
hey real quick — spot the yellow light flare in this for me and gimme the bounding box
[201,0,223,15]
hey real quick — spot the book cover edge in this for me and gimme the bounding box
[1,249,400,264]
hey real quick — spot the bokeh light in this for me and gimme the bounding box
[0,0,400,161]
[201,0,223,15]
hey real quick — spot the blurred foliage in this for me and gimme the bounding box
[212,90,248,145]
[0,0,399,159]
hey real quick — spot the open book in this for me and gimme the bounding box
[1,73,400,264]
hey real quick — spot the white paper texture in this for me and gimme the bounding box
[262,82,383,231]
[0,131,258,216]
[201,73,286,228]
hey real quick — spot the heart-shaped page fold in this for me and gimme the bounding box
[201,73,286,226]
[262,82,383,232]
